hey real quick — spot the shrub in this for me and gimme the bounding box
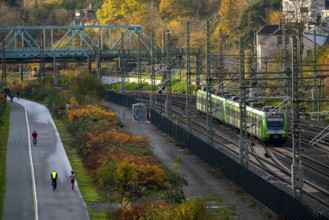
[0,95,6,122]
[114,198,215,220]
[94,149,171,195]
[67,73,105,105]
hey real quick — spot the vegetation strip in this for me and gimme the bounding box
[0,105,10,219]
[54,118,107,219]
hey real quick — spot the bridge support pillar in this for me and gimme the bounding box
[19,63,23,82]
[53,56,58,85]
[96,50,101,82]
[87,56,92,74]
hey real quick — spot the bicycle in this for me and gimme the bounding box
[33,137,37,146]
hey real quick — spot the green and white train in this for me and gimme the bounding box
[196,89,288,144]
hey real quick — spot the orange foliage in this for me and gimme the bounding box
[86,129,146,149]
[266,10,283,25]
[66,105,118,124]
[93,147,171,190]
[64,104,171,195]
[114,202,169,220]
[115,198,211,220]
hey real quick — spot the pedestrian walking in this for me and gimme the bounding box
[51,170,58,191]
[69,171,75,189]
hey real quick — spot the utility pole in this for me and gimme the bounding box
[239,36,248,168]
[150,32,156,110]
[252,25,257,71]
[312,28,319,121]
[137,31,142,100]
[218,29,224,94]
[186,21,192,133]
[282,24,287,67]
[165,31,172,120]
[291,36,303,200]
[282,24,290,113]
[120,32,125,93]
[206,20,213,147]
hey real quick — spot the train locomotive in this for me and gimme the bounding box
[196,89,288,144]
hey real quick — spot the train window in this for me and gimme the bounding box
[267,117,284,127]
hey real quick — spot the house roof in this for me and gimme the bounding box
[304,27,329,46]
[257,25,283,35]
[304,33,327,46]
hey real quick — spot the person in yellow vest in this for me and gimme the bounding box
[51,170,58,191]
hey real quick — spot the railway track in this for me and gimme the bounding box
[123,91,329,212]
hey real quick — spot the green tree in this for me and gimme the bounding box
[68,73,106,105]
[237,0,268,41]
[1,0,20,7]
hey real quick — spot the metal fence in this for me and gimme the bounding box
[106,91,328,220]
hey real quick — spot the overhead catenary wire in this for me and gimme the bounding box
[309,124,329,145]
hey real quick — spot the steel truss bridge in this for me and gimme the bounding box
[0,25,161,63]
[0,25,200,63]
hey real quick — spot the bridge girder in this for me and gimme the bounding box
[0,25,158,59]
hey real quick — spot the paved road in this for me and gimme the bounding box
[3,99,89,220]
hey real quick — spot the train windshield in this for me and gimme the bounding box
[266,114,284,127]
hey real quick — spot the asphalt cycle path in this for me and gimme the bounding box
[3,101,34,220]
[3,99,89,220]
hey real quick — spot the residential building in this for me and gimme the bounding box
[282,0,329,26]
[256,25,323,70]
[73,4,98,26]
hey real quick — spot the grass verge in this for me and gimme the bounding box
[53,118,107,220]
[0,106,10,219]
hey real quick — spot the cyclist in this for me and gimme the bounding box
[32,130,38,146]
[69,171,75,189]
[51,170,58,191]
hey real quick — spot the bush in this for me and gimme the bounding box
[67,73,105,105]
[94,149,171,195]
[114,198,215,220]
[0,95,6,123]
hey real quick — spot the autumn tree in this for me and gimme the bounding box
[0,3,22,25]
[266,10,283,25]
[188,0,221,18]
[217,0,249,38]
[159,0,189,20]
[97,0,147,24]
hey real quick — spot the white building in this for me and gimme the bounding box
[256,25,325,70]
[256,0,329,70]
[282,0,329,26]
